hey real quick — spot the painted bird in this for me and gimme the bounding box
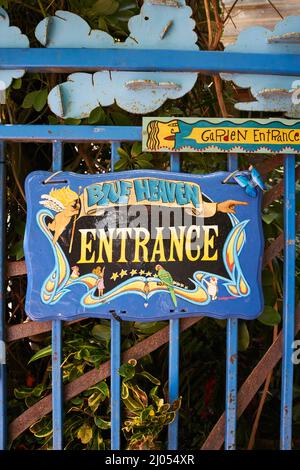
[155,264,177,307]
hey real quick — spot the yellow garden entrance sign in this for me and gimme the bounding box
[143,117,300,154]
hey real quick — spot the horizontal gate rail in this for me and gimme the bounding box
[0,126,141,143]
[0,49,299,76]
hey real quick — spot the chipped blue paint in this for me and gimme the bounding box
[0,142,6,450]
[280,155,296,450]
[168,153,181,451]
[34,1,198,116]
[225,155,239,451]
[51,141,64,451]
[221,16,300,117]
[110,142,121,451]
[0,8,29,91]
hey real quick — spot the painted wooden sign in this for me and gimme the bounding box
[33,1,198,116]
[143,117,300,154]
[221,16,300,118]
[0,7,29,91]
[24,170,264,322]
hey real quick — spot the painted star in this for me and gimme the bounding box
[110,272,119,281]
[146,271,152,276]
[130,269,138,276]
[139,269,145,275]
[153,273,158,278]
[120,269,128,279]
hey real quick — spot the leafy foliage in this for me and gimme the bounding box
[13,325,179,450]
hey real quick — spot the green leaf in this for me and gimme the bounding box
[171,397,182,412]
[137,159,154,169]
[48,115,59,125]
[139,371,161,385]
[117,147,129,159]
[238,321,250,351]
[262,270,274,286]
[149,386,160,405]
[88,391,103,412]
[94,416,111,430]
[14,387,34,399]
[88,106,105,124]
[10,240,24,261]
[262,211,279,225]
[22,90,38,109]
[77,423,93,445]
[30,417,53,438]
[258,306,281,326]
[28,345,52,364]
[214,319,227,329]
[110,111,132,126]
[135,322,166,335]
[25,395,41,408]
[141,406,155,421]
[32,384,46,398]
[96,431,106,450]
[121,382,129,399]
[90,381,110,399]
[123,395,144,413]
[164,411,176,425]
[33,88,48,112]
[114,9,135,21]
[114,158,128,171]
[98,17,109,32]
[118,0,137,11]
[67,365,83,382]
[12,78,22,90]
[131,142,142,158]
[138,152,153,161]
[263,286,277,306]
[92,324,111,342]
[15,220,25,236]
[119,362,135,381]
[71,397,84,406]
[64,118,82,125]
[89,0,119,16]
[128,383,148,407]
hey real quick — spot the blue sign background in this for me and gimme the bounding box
[24,170,264,322]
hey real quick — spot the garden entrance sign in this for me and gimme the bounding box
[143,118,300,154]
[24,167,263,322]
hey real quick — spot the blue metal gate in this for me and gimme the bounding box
[0,47,298,451]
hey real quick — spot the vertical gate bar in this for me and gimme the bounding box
[280,154,296,450]
[168,153,181,450]
[52,141,63,450]
[110,142,121,450]
[225,153,238,450]
[0,142,6,450]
